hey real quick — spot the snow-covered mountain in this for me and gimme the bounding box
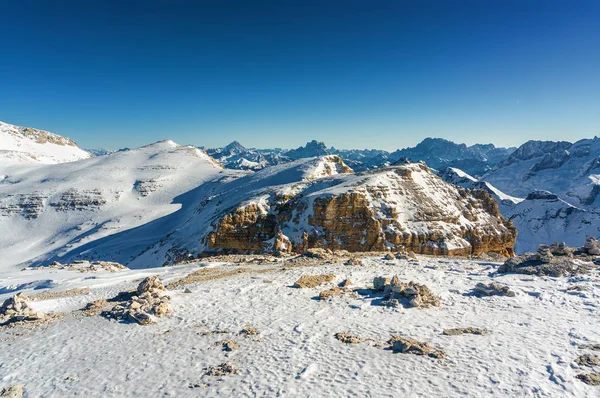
[440,167,600,253]
[0,121,91,166]
[205,141,290,171]
[0,140,228,269]
[482,138,600,208]
[390,138,515,177]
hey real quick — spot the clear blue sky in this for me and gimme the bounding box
[1,0,598,150]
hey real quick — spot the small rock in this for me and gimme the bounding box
[319,287,343,301]
[576,373,600,385]
[373,277,391,292]
[345,257,363,266]
[576,354,600,367]
[384,253,395,261]
[184,288,192,294]
[220,340,239,352]
[443,327,490,336]
[130,311,153,326]
[205,362,239,376]
[339,279,353,287]
[240,325,258,336]
[473,282,515,297]
[0,384,24,398]
[82,299,107,316]
[335,332,364,344]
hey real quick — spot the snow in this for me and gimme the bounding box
[0,141,228,270]
[0,121,91,166]
[0,256,598,397]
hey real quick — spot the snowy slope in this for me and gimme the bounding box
[0,121,91,166]
[0,141,229,270]
[1,256,599,397]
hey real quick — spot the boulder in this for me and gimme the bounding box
[137,276,166,295]
[0,293,44,324]
[0,385,24,398]
[583,237,600,256]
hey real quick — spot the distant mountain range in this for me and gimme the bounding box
[1,119,599,263]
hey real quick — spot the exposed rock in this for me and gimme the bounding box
[335,332,365,344]
[576,373,600,386]
[549,242,573,256]
[205,362,239,376]
[388,335,446,359]
[576,354,600,367]
[583,237,600,256]
[82,299,108,316]
[302,248,332,259]
[205,163,516,257]
[384,253,395,261]
[0,293,44,324]
[137,275,166,295]
[580,344,600,351]
[344,257,363,266]
[220,340,239,352]
[536,245,553,263]
[240,325,258,336]
[443,327,490,336]
[373,277,391,292]
[0,384,24,398]
[319,287,344,301]
[339,279,353,287]
[473,282,515,297]
[294,274,335,288]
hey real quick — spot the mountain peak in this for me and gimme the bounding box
[286,140,330,160]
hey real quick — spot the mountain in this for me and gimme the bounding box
[205,142,290,171]
[285,140,330,160]
[390,138,515,176]
[0,121,91,166]
[482,138,600,208]
[0,140,226,269]
[440,167,600,252]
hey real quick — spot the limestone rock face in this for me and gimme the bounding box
[206,163,516,256]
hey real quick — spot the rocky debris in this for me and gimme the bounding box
[568,285,589,292]
[384,253,395,261]
[583,237,600,256]
[443,327,490,336]
[0,384,23,398]
[103,276,172,325]
[28,288,90,302]
[82,299,108,316]
[240,325,258,336]
[499,240,599,277]
[319,287,344,301]
[303,248,332,259]
[345,257,363,266]
[0,293,44,324]
[473,282,515,297]
[335,332,365,344]
[576,373,600,386]
[293,274,335,288]
[388,335,446,359]
[43,260,127,272]
[205,362,239,376]
[219,340,239,352]
[576,354,600,367]
[376,275,441,308]
[198,329,232,336]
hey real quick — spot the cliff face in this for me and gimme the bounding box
[207,163,516,256]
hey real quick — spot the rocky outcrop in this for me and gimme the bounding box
[103,276,171,325]
[388,335,446,359]
[206,163,516,257]
[499,239,599,276]
[376,275,441,308]
[0,293,44,324]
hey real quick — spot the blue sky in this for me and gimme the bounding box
[1,0,598,150]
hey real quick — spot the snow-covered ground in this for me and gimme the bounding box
[1,255,599,397]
